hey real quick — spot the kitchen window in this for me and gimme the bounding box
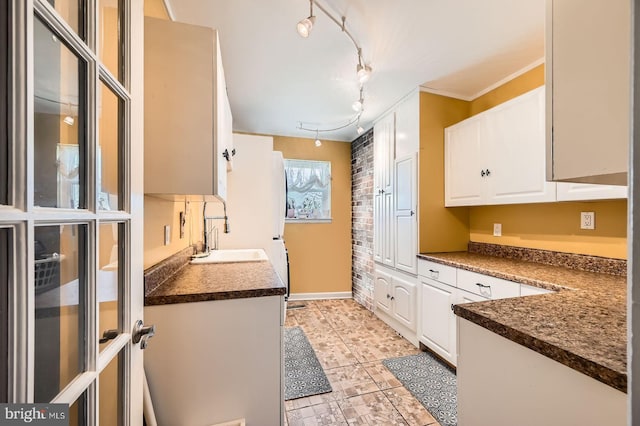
[284,159,331,222]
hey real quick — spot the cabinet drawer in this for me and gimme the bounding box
[457,269,520,300]
[418,260,456,286]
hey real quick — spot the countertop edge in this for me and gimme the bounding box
[417,253,567,292]
[454,304,627,393]
[145,286,286,306]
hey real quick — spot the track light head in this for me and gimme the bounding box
[297,0,316,38]
[297,15,316,37]
[357,125,364,135]
[357,63,372,83]
[63,115,75,126]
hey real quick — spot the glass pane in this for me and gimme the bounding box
[98,82,122,211]
[99,353,122,426]
[34,17,87,209]
[0,1,8,205]
[34,224,87,402]
[99,223,120,351]
[0,228,9,403]
[68,391,87,426]
[45,0,85,40]
[284,159,332,219]
[98,0,122,82]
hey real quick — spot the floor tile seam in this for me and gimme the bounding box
[338,389,411,425]
[381,387,437,426]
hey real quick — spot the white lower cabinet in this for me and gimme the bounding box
[374,267,418,346]
[417,259,551,367]
[419,277,457,364]
[144,296,284,426]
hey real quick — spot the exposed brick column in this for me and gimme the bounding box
[351,129,374,310]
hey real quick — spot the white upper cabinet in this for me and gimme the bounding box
[545,0,630,185]
[144,18,232,200]
[486,88,555,204]
[445,87,555,207]
[556,182,627,202]
[445,115,485,206]
[395,91,420,158]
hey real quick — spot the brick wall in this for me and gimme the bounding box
[351,129,374,310]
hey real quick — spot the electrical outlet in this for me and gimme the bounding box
[581,212,595,230]
[164,225,171,245]
[493,223,502,237]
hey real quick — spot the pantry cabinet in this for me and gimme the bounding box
[144,17,232,200]
[545,0,629,185]
[373,113,395,267]
[445,87,555,207]
[373,91,420,344]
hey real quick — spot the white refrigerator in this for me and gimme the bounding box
[271,151,290,299]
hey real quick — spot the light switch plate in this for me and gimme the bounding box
[164,225,171,245]
[581,212,595,230]
[493,223,502,237]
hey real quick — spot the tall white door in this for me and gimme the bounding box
[394,154,417,274]
[1,1,145,423]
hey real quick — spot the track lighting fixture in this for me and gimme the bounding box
[296,0,372,137]
[314,130,322,147]
[352,87,364,112]
[63,115,75,126]
[296,0,316,38]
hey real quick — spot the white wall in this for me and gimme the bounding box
[208,133,274,255]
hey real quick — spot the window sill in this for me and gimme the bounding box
[285,218,332,224]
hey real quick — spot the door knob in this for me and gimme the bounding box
[133,320,155,349]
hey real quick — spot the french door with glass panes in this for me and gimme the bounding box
[1,0,145,424]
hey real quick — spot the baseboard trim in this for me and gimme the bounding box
[288,291,352,301]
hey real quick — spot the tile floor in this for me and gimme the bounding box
[284,299,442,426]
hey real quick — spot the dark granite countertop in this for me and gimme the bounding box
[418,251,627,392]
[145,260,286,306]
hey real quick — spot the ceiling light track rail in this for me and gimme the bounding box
[295,0,372,143]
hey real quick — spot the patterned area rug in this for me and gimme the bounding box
[284,326,332,400]
[382,352,457,426]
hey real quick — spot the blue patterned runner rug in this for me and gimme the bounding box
[284,326,332,400]
[382,352,457,426]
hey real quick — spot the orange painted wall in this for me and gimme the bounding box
[273,136,352,295]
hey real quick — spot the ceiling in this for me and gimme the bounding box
[166,0,545,142]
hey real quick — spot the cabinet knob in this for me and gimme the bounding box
[390,296,395,301]
[380,189,385,194]
[386,294,391,299]
[451,304,454,311]
[485,169,491,176]
[480,169,486,177]
[410,210,415,216]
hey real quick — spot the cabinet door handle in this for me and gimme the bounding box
[390,296,395,301]
[410,210,415,216]
[380,189,385,194]
[451,304,454,311]
[485,169,491,176]
[480,169,486,177]
[476,282,491,289]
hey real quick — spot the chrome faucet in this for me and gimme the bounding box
[202,201,231,253]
